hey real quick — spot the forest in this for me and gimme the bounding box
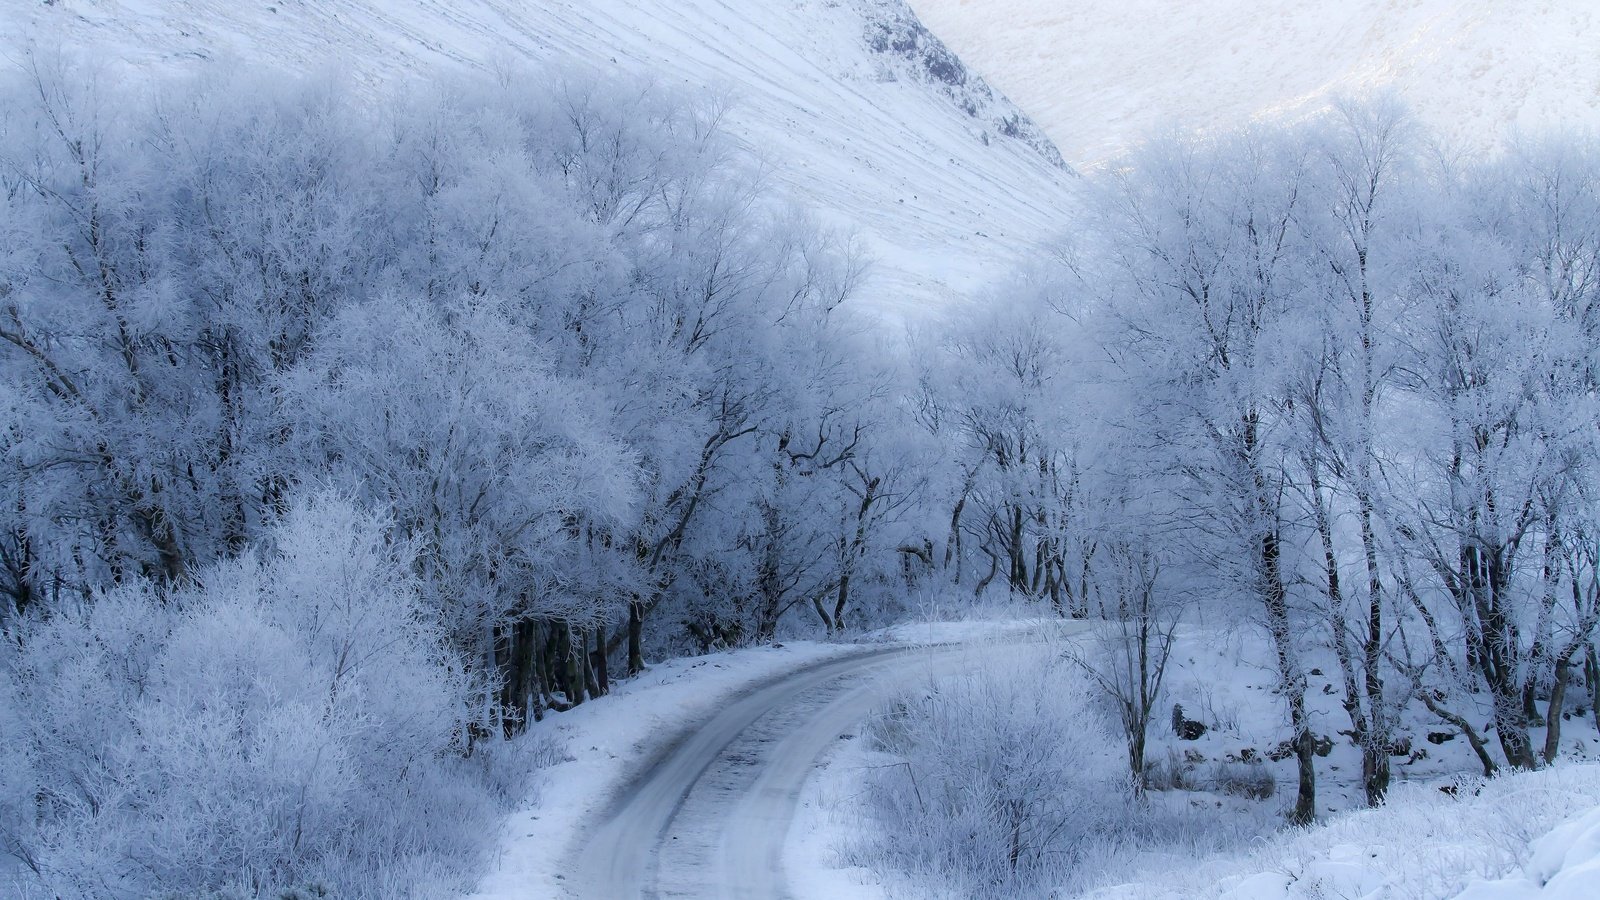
[2,53,1598,898]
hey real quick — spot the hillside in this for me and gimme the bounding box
[1,0,1078,320]
[907,0,1600,167]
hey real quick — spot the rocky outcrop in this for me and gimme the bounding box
[855,0,1072,173]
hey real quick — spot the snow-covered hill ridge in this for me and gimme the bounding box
[2,0,1077,321]
[907,0,1600,168]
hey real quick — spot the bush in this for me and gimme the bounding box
[857,647,1130,898]
[0,494,544,899]
[1140,753,1275,800]
[1143,749,1198,793]
[1207,762,1276,800]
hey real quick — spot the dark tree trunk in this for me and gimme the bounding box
[581,629,601,700]
[1463,541,1537,769]
[1263,527,1316,825]
[593,624,609,697]
[627,599,645,676]
[1588,646,1600,737]
[1544,656,1570,764]
[1357,492,1391,803]
[499,618,539,737]
[1007,505,1028,594]
[1128,724,1147,794]
[1420,691,1499,777]
[563,622,587,707]
[831,571,851,634]
[534,621,554,712]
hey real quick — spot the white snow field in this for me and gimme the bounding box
[0,0,1078,322]
[906,0,1600,167]
[1074,762,1600,900]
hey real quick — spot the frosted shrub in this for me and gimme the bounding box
[859,648,1130,898]
[1206,761,1276,800]
[0,494,537,898]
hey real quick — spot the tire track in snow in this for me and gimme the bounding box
[568,644,961,898]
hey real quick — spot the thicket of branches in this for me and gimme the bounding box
[912,100,1600,826]
[0,56,926,896]
[851,103,1600,896]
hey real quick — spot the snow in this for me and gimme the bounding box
[1152,626,1434,814]
[465,639,861,899]
[860,613,1063,646]
[0,0,1080,323]
[778,619,1600,900]
[786,618,1068,898]
[786,703,895,900]
[1070,623,1600,899]
[905,0,1600,168]
[1455,805,1600,900]
[468,619,1064,899]
[504,618,1600,900]
[1081,761,1600,900]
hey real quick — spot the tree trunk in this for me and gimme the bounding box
[563,622,587,707]
[582,628,601,700]
[1008,505,1028,594]
[627,599,645,676]
[593,624,609,697]
[946,482,971,583]
[1264,527,1316,825]
[1420,691,1498,777]
[1463,542,1538,770]
[534,621,554,713]
[1126,698,1148,794]
[832,571,852,634]
[812,594,835,633]
[500,618,538,736]
[1357,492,1391,803]
[1312,467,1385,805]
[1588,646,1600,737]
[1544,656,1570,764]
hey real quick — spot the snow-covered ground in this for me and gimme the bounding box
[466,613,1600,899]
[467,617,1060,899]
[1082,763,1600,900]
[797,621,1600,899]
[1456,801,1600,900]
[0,0,1079,322]
[1120,629,1600,898]
[1151,622,1560,816]
[906,0,1600,167]
[466,640,861,899]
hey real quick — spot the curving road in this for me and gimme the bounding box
[569,643,970,899]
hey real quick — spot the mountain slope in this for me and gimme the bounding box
[2,0,1079,320]
[907,0,1600,167]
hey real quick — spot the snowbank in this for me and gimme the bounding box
[1088,765,1600,900]
[1455,803,1600,900]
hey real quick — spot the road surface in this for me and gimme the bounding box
[568,643,969,899]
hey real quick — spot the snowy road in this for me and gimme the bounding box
[568,643,968,899]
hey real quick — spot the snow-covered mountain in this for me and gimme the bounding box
[907,0,1600,167]
[1,0,1078,320]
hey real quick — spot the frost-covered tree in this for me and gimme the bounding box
[1087,125,1323,823]
[1,494,526,899]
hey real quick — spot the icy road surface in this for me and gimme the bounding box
[567,624,1089,899]
[569,645,953,899]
